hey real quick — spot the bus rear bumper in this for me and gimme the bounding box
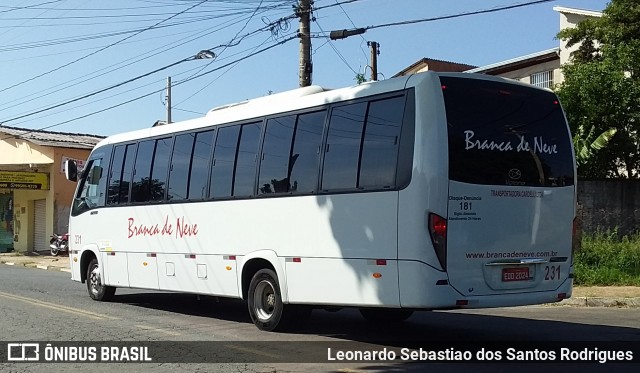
[398,260,573,309]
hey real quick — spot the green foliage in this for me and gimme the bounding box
[354,73,366,84]
[573,125,617,167]
[556,0,640,178]
[574,230,640,285]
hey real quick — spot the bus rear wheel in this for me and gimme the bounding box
[86,258,116,301]
[248,269,310,331]
[359,308,414,323]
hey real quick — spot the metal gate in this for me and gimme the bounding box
[33,199,47,252]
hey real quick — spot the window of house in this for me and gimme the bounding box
[530,70,553,89]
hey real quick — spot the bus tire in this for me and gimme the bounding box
[247,268,290,331]
[87,258,116,301]
[359,308,413,323]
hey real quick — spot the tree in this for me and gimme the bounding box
[573,125,617,168]
[556,0,640,178]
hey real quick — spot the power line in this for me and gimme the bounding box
[0,5,297,124]
[1,35,297,140]
[0,8,273,112]
[0,0,211,94]
[365,0,555,31]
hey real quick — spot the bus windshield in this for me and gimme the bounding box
[442,76,574,187]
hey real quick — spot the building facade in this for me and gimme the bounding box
[396,6,602,88]
[0,126,103,253]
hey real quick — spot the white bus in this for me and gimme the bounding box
[66,71,576,331]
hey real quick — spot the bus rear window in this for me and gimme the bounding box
[441,76,574,187]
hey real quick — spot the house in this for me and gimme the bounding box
[0,125,104,253]
[393,58,476,77]
[396,6,603,88]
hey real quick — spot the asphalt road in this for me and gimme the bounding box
[1,265,639,372]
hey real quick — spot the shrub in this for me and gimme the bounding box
[574,230,640,286]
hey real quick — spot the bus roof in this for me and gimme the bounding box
[95,71,441,148]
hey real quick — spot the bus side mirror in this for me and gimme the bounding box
[65,159,78,182]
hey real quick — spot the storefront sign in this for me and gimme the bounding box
[0,171,49,190]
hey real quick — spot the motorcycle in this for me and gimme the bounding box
[49,233,69,256]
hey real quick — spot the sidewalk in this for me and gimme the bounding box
[1,251,640,308]
[0,251,71,272]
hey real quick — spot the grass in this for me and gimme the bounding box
[574,230,640,286]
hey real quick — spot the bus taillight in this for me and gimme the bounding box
[428,213,447,270]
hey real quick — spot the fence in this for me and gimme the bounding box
[577,180,640,236]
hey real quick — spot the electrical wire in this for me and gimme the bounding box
[0,0,211,94]
[1,35,297,140]
[364,0,555,31]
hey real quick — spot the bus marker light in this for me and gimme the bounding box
[147,253,156,257]
[557,293,567,299]
[73,257,78,262]
[376,259,387,266]
[224,255,236,261]
[436,279,448,285]
[143,262,148,266]
[226,266,232,271]
[456,300,468,306]
[185,254,196,259]
[293,257,301,263]
[373,273,382,278]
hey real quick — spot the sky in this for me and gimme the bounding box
[0,0,610,137]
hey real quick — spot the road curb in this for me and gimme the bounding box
[556,296,640,308]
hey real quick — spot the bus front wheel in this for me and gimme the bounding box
[86,258,116,301]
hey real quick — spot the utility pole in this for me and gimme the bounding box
[298,0,312,87]
[368,41,379,81]
[166,76,172,124]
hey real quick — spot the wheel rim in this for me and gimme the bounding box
[253,279,276,321]
[89,264,101,296]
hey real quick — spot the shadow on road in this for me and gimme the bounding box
[112,291,640,343]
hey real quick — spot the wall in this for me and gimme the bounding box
[0,138,54,164]
[578,180,640,236]
[53,148,92,233]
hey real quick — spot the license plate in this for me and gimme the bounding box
[502,267,530,282]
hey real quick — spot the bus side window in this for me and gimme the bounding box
[131,140,155,203]
[359,96,405,189]
[259,115,296,195]
[210,125,240,199]
[289,110,325,194]
[233,122,262,197]
[150,137,172,202]
[73,158,106,216]
[168,133,196,201]
[321,102,367,191]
